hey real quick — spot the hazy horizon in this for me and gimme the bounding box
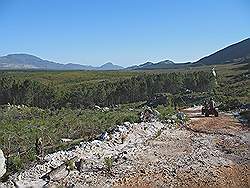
[0,0,249,66]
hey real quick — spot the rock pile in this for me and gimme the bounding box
[1,120,169,187]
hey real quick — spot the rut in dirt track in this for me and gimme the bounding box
[183,107,245,137]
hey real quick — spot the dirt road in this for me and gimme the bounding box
[114,107,250,188]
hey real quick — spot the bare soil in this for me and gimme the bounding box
[114,107,250,188]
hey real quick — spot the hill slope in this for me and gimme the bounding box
[194,38,250,65]
[0,54,64,69]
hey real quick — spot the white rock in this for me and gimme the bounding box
[94,105,101,110]
[123,122,131,127]
[171,115,177,119]
[99,132,110,141]
[91,140,102,147]
[103,107,109,111]
[117,126,127,133]
[167,119,172,124]
[61,138,72,142]
[0,149,6,178]
[154,109,160,116]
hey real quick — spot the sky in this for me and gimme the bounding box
[0,0,249,67]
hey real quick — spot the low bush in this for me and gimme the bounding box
[156,105,175,121]
[104,156,113,172]
[0,104,140,174]
[8,156,24,172]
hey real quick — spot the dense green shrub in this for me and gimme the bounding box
[8,156,24,172]
[0,71,215,109]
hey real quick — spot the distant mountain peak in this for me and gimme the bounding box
[127,59,176,70]
[139,62,153,67]
[103,62,113,65]
[99,62,123,70]
[157,60,174,65]
[100,62,115,67]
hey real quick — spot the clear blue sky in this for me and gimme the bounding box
[0,0,249,67]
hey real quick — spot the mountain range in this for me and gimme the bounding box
[0,38,249,70]
[0,54,123,70]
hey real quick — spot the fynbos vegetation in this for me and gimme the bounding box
[0,71,215,109]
